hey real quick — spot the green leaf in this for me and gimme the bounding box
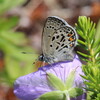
[84,81,96,88]
[47,73,66,91]
[94,46,100,56]
[4,48,37,80]
[68,88,83,98]
[0,36,38,84]
[65,69,76,89]
[76,16,100,99]
[35,91,66,100]
[81,75,89,80]
[96,57,100,62]
[75,26,86,39]
[0,31,27,46]
[77,51,90,58]
[78,39,86,46]
[0,17,19,31]
[88,74,96,83]
[92,38,100,48]
[79,57,89,62]
[96,93,100,100]
[91,67,100,77]
[89,23,96,40]
[95,20,100,43]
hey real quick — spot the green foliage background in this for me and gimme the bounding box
[75,17,100,100]
[0,0,38,86]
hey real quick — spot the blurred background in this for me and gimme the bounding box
[0,0,100,100]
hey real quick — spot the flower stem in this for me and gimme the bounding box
[64,91,70,100]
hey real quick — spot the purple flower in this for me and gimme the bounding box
[14,55,86,100]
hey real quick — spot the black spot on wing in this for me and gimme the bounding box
[63,51,66,53]
[67,28,70,31]
[52,36,55,41]
[52,27,54,29]
[61,44,64,47]
[48,35,51,38]
[56,35,59,39]
[63,45,68,48]
[58,45,68,52]
[60,35,65,42]
[63,39,65,42]
[50,45,52,47]
[56,42,60,45]
[56,46,59,50]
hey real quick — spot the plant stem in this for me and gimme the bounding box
[66,93,70,100]
[88,43,95,64]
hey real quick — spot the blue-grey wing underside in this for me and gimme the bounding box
[42,16,78,63]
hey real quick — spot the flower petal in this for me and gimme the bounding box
[14,55,85,100]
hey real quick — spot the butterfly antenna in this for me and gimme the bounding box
[21,51,39,65]
[21,52,38,54]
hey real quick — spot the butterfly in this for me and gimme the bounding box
[38,16,78,66]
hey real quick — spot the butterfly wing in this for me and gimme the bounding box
[48,25,78,63]
[42,16,68,55]
[42,16,77,64]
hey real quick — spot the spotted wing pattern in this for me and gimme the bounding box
[42,16,68,55]
[48,26,77,63]
[41,16,78,64]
